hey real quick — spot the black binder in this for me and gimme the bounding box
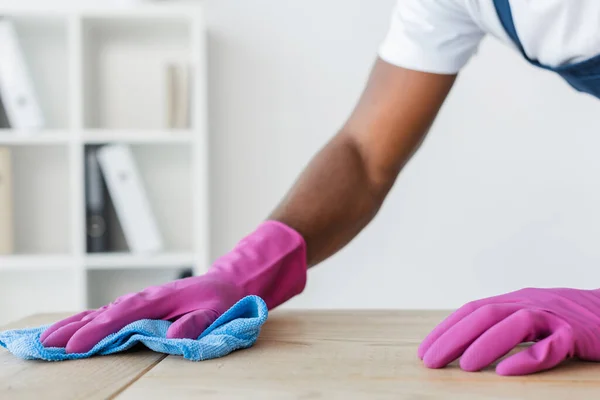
[85,145,110,252]
[0,95,10,128]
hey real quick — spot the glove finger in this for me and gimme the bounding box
[496,324,573,376]
[422,303,522,369]
[65,294,172,354]
[459,308,554,372]
[40,319,93,348]
[418,302,482,359]
[417,292,516,359]
[42,304,122,348]
[166,309,219,339]
[39,310,96,344]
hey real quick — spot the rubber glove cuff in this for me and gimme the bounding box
[208,220,308,309]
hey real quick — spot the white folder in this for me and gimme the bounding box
[97,144,163,254]
[0,19,44,130]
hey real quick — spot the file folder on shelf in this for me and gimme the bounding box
[0,95,10,129]
[0,18,44,130]
[97,144,163,254]
[85,146,110,253]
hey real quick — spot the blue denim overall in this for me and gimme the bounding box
[493,0,600,98]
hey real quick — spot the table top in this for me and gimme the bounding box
[2,310,600,399]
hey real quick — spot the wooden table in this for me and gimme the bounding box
[2,311,600,399]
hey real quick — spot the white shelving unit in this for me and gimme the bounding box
[0,4,209,325]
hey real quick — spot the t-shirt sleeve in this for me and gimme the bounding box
[378,0,485,74]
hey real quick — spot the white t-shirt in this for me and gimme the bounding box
[378,0,600,74]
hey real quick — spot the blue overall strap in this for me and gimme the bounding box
[494,0,600,97]
[492,0,542,67]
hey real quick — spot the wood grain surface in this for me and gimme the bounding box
[2,311,600,399]
[0,314,166,400]
[118,310,600,399]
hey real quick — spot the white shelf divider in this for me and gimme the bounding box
[83,129,194,144]
[0,130,71,145]
[0,255,75,271]
[190,9,210,275]
[85,252,196,270]
[0,4,203,18]
[68,13,87,311]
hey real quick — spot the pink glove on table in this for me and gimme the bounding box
[40,220,307,354]
[418,287,600,375]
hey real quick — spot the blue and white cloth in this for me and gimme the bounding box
[0,295,268,361]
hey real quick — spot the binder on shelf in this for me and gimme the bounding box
[166,62,190,129]
[85,146,110,253]
[97,144,163,254]
[0,146,14,254]
[0,18,44,130]
[177,268,194,280]
[0,96,10,129]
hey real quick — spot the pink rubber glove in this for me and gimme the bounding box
[40,220,307,354]
[418,287,600,375]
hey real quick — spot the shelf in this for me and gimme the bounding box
[83,129,194,144]
[0,130,71,145]
[0,4,207,317]
[0,130,195,144]
[85,252,195,269]
[0,252,196,270]
[0,254,73,270]
[0,5,203,19]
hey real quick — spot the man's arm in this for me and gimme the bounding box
[269,58,457,266]
[37,58,459,354]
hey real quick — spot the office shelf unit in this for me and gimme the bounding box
[0,4,209,325]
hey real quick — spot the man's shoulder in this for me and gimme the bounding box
[377,0,487,75]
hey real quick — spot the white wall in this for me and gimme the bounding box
[201,0,600,311]
[5,0,600,311]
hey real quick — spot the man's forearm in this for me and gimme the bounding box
[269,132,393,267]
[269,59,456,268]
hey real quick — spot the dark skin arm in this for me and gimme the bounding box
[269,58,457,266]
[36,59,458,356]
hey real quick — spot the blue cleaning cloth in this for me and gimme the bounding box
[0,295,268,361]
